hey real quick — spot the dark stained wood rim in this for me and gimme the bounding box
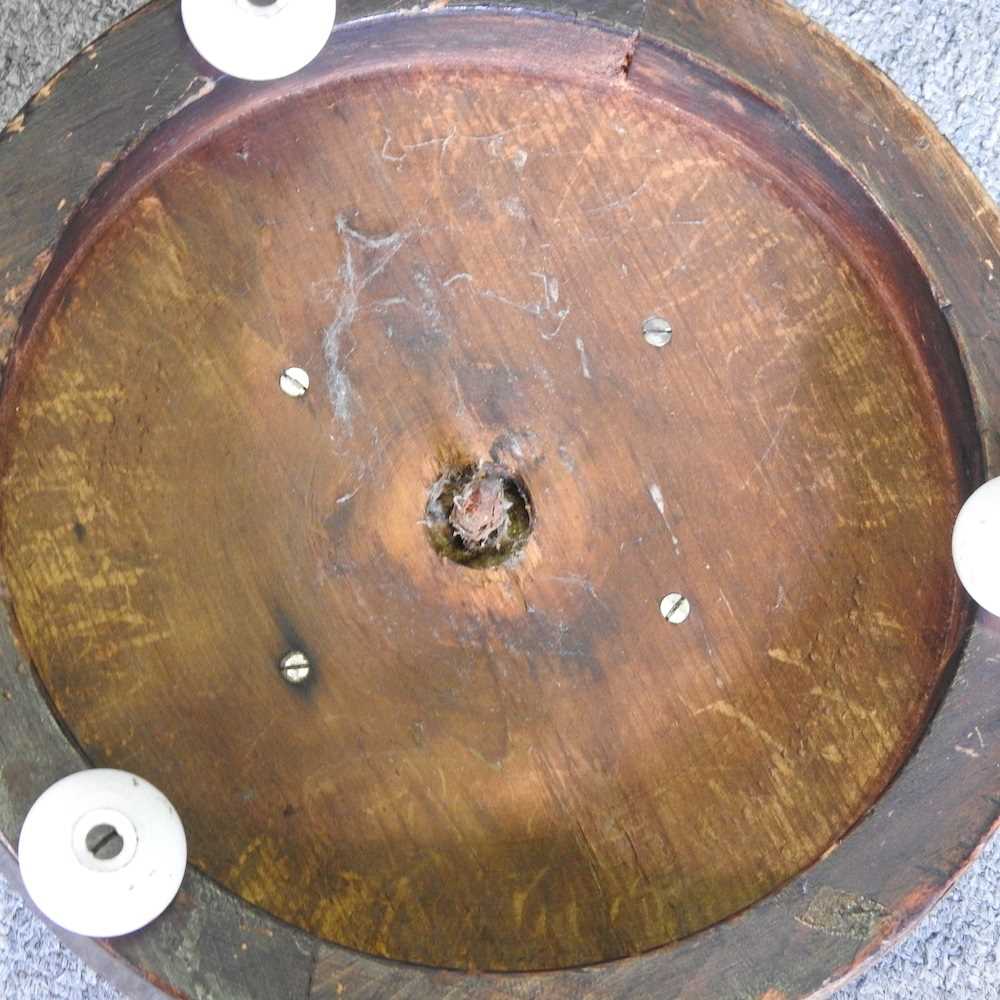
[0,1,997,997]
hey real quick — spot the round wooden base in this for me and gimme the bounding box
[0,1,997,997]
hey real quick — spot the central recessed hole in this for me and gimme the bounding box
[425,462,533,568]
[85,822,125,861]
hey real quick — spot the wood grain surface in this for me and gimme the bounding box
[0,1,997,997]
[0,13,974,973]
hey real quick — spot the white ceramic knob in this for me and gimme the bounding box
[953,476,1000,617]
[182,0,337,82]
[18,769,187,938]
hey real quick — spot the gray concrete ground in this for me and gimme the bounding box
[1,1,998,997]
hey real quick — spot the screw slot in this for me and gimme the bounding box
[279,650,311,684]
[643,316,673,348]
[660,593,691,624]
[279,367,310,398]
[84,822,125,861]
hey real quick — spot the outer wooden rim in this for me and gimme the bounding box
[0,2,997,998]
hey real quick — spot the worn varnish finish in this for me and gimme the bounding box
[0,47,973,970]
[0,2,998,998]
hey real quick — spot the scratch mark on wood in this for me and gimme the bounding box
[768,648,805,669]
[718,589,735,617]
[478,289,539,316]
[741,371,803,491]
[695,701,792,777]
[451,370,467,418]
[168,75,217,118]
[583,178,649,218]
[381,125,456,164]
[575,337,592,380]
[475,272,569,340]
[552,140,596,220]
[648,483,681,555]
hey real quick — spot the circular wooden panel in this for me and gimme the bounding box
[0,2,997,997]
[0,33,969,972]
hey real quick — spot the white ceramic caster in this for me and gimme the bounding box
[953,476,1000,617]
[182,0,337,82]
[18,769,186,938]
